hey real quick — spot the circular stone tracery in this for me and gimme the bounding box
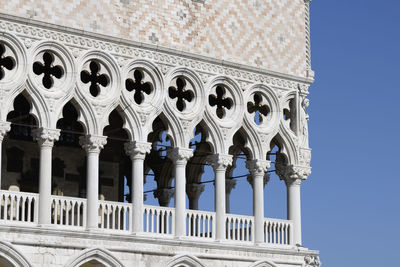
[80,60,110,97]
[208,85,233,119]
[247,93,270,125]
[33,51,64,89]
[168,76,194,112]
[0,42,16,81]
[125,69,153,105]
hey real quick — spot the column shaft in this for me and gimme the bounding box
[0,123,11,190]
[174,162,186,237]
[253,174,264,244]
[287,179,302,245]
[38,145,53,225]
[86,151,99,229]
[132,157,144,233]
[215,168,226,240]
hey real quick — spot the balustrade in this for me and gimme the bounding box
[51,195,86,228]
[263,218,293,246]
[98,200,131,232]
[186,209,215,239]
[143,205,174,236]
[0,190,38,224]
[225,214,254,242]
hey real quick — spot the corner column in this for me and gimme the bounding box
[276,164,310,246]
[247,159,270,244]
[0,122,11,189]
[167,147,193,238]
[125,141,151,234]
[80,135,107,230]
[33,128,60,225]
[208,154,232,241]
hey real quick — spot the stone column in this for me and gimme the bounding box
[225,178,236,213]
[80,135,107,230]
[186,183,204,210]
[33,128,60,225]
[208,154,232,241]
[167,147,193,238]
[125,141,151,234]
[276,164,310,246]
[0,122,10,189]
[154,188,175,207]
[246,159,270,244]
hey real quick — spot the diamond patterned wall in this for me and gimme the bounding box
[0,0,308,77]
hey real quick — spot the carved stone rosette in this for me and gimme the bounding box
[305,255,321,267]
[0,121,11,142]
[167,147,193,165]
[207,154,233,171]
[79,135,107,154]
[124,141,152,160]
[32,127,60,148]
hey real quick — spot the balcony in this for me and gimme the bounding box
[0,190,293,248]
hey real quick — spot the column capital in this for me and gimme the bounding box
[247,173,270,189]
[186,183,205,199]
[32,127,60,148]
[124,141,151,160]
[79,135,107,153]
[167,147,193,165]
[154,188,175,207]
[0,121,11,141]
[207,154,232,171]
[225,178,236,194]
[276,163,311,183]
[246,159,270,176]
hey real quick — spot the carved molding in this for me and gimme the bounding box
[305,255,321,267]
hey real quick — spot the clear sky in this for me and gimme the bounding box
[142,1,400,266]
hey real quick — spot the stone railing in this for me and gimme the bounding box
[186,209,215,239]
[0,190,295,247]
[51,195,86,228]
[98,200,131,232]
[263,218,293,246]
[0,190,38,224]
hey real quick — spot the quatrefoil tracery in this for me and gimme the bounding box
[247,93,270,125]
[209,85,233,119]
[168,77,194,112]
[0,43,15,81]
[125,69,152,105]
[33,51,64,89]
[80,61,110,97]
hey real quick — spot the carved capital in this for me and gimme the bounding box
[276,163,311,184]
[167,147,193,165]
[79,135,107,154]
[305,255,321,267]
[186,183,205,200]
[246,159,270,176]
[154,188,175,207]
[32,127,60,148]
[207,154,232,171]
[124,141,151,160]
[0,121,11,142]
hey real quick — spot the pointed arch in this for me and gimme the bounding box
[248,260,278,267]
[65,247,123,267]
[165,254,205,267]
[0,241,32,267]
[268,128,298,165]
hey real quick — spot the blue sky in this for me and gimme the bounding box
[142,1,400,266]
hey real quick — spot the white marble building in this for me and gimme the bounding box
[0,0,320,266]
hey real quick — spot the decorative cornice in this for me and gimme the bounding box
[124,141,152,160]
[79,135,107,154]
[167,147,193,165]
[32,127,60,148]
[0,14,313,91]
[207,154,233,171]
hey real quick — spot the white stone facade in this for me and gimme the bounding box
[0,1,319,266]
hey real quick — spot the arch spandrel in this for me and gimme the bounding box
[0,241,32,267]
[65,247,124,267]
[165,254,205,267]
[248,260,278,267]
